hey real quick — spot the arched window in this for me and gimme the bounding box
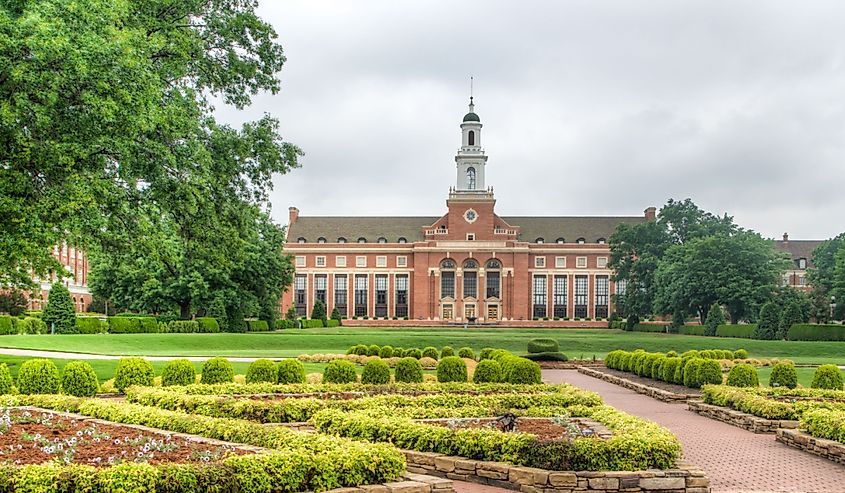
[440,259,456,270]
[535,238,544,244]
[466,167,476,190]
[486,259,501,270]
[463,259,478,269]
[597,238,606,244]
[338,237,347,243]
[556,237,565,244]
[317,237,326,244]
[357,237,367,243]
[297,237,306,244]
[398,237,407,244]
[377,237,387,244]
[468,130,475,146]
[576,237,586,244]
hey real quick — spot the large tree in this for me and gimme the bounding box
[808,233,845,320]
[1,0,300,289]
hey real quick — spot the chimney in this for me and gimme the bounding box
[288,206,299,226]
[644,207,657,221]
[782,232,789,245]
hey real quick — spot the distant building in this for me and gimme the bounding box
[26,243,91,312]
[775,233,821,292]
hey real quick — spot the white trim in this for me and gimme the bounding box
[356,256,367,268]
[315,256,326,267]
[555,256,566,268]
[335,256,347,267]
[376,256,387,268]
[295,256,306,267]
[397,256,408,267]
[576,256,587,268]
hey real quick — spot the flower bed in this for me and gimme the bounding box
[164,381,585,396]
[423,416,613,441]
[700,385,845,421]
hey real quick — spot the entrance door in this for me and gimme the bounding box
[487,305,498,321]
[442,304,453,320]
[465,304,476,320]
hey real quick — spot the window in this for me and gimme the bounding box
[798,258,807,269]
[576,238,586,244]
[441,259,456,269]
[398,237,407,244]
[463,259,478,269]
[335,256,347,267]
[441,271,455,298]
[535,238,544,244]
[575,275,588,318]
[799,275,807,286]
[357,237,367,244]
[397,256,407,267]
[468,130,475,146]
[338,237,347,243]
[597,238,606,244]
[576,257,587,268]
[597,257,608,269]
[555,257,566,268]
[377,237,387,244]
[595,276,609,318]
[533,275,547,318]
[466,233,475,241]
[376,256,387,268]
[395,275,409,318]
[486,270,500,299]
[317,237,326,244]
[375,274,388,317]
[616,279,627,296]
[356,256,366,268]
[486,259,501,269]
[334,275,348,316]
[297,237,306,244]
[295,275,307,316]
[556,237,565,244]
[554,275,567,318]
[316,256,326,267]
[467,167,476,189]
[295,256,306,267]
[354,275,368,317]
[314,275,327,304]
[534,256,546,268]
[463,271,477,298]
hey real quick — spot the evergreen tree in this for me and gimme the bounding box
[704,304,726,336]
[753,302,780,340]
[331,307,342,321]
[42,283,76,334]
[206,297,228,332]
[777,301,805,340]
[311,299,327,325]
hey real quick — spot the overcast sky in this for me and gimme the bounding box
[217,0,845,240]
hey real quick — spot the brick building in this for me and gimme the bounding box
[27,243,92,312]
[775,233,821,292]
[281,99,654,325]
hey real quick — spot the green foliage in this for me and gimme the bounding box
[246,359,278,384]
[311,299,327,325]
[323,360,358,384]
[753,302,780,340]
[168,320,199,333]
[407,348,423,359]
[660,357,682,384]
[247,320,270,332]
[436,356,468,383]
[678,325,706,336]
[277,359,306,384]
[697,359,722,386]
[299,319,324,329]
[704,304,726,337]
[331,308,343,321]
[201,357,234,385]
[17,359,61,394]
[42,283,76,334]
[206,298,229,332]
[0,364,12,394]
[457,347,475,359]
[682,359,703,388]
[777,302,805,340]
[75,317,104,334]
[440,346,455,358]
[734,348,749,359]
[114,358,155,392]
[502,357,542,384]
[394,358,424,383]
[811,365,844,390]
[769,362,798,389]
[367,345,381,357]
[630,323,667,333]
[61,361,99,397]
[0,290,26,317]
[161,359,197,387]
[472,360,503,383]
[361,360,391,385]
[17,316,48,334]
[522,352,569,362]
[422,346,439,359]
[715,324,756,338]
[726,363,759,388]
[0,316,12,335]
[527,338,559,353]
[195,317,220,333]
[108,316,158,334]
[787,324,845,341]
[801,408,845,445]
[379,346,395,358]
[479,348,496,360]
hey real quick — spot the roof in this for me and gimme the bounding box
[774,240,823,267]
[463,112,480,122]
[287,215,646,244]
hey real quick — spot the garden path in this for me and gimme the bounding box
[544,369,845,493]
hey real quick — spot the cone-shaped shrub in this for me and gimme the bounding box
[361,359,391,384]
[246,359,278,384]
[277,359,306,384]
[114,358,154,392]
[161,359,196,387]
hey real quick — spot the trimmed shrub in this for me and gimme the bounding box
[661,357,682,383]
[502,357,542,384]
[666,351,678,358]
[61,361,99,397]
[631,323,667,332]
[323,360,358,384]
[168,320,199,333]
[436,356,468,383]
[769,362,798,389]
[787,324,845,342]
[0,363,12,394]
[361,359,391,385]
[379,346,395,358]
[522,352,568,362]
[246,320,270,332]
[679,325,706,336]
[479,348,495,360]
[108,316,158,334]
[351,344,369,356]
[704,305,726,337]
[161,359,196,387]
[698,359,723,386]
[733,348,749,359]
[201,357,235,384]
[440,346,455,358]
[753,302,780,340]
[326,319,341,328]
[17,359,61,394]
[300,319,324,328]
[407,348,423,359]
[683,359,704,388]
[42,283,76,334]
[527,339,559,353]
[422,346,439,359]
[246,359,278,384]
[419,357,438,368]
[651,355,667,380]
[113,358,155,392]
[472,359,503,383]
[18,317,48,334]
[726,363,759,388]
[811,365,844,390]
[715,324,756,338]
[457,347,475,360]
[394,357,424,383]
[277,359,306,384]
[196,317,220,333]
[75,317,104,334]
[0,315,13,335]
[367,345,381,357]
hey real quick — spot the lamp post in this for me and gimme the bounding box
[830,296,837,322]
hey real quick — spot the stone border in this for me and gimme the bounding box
[687,401,798,434]
[404,450,709,493]
[577,367,698,403]
[776,429,845,467]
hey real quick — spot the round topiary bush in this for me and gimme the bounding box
[394,357,423,383]
[407,348,423,359]
[457,347,475,360]
[479,348,495,361]
[201,357,234,384]
[0,363,12,394]
[378,346,394,358]
[666,350,678,358]
[361,359,391,384]
[440,346,455,358]
[472,359,503,383]
[697,359,723,386]
[436,356,468,383]
[61,361,99,397]
[726,363,759,387]
[323,359,358,384]
[277,359,306,384]
[682,358,704,388]
[246,359,278,384]
[660,357,681,383]
[114,357,155,392]
[527,338,559,354]
[422,347,439,360]
[18,359,61,395]
[367,345,381,357]
[352,345,369,356]
[161,359,196,387]
[811,364,844,390]
[651,355,667,380]
[503,357,542,384]
[680,350,700,359]
[769,362,798,389]
[733,349,749,360]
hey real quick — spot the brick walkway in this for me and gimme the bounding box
[545,370,845,493]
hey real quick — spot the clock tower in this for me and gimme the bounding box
[454,97,488,192]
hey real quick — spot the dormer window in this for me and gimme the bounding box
[597,238,606,244]
[398,237,407,244]
[798,258,807,269]
[576,238,586,244]
[377,237,387,244]
[556,238,565,244]
[297,237,306,244]
[535,238,544,244]
[357,237,367,244]
[338,237,347,244]
[317,237,326,244]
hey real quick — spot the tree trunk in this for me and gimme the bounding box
[180,301,191,320]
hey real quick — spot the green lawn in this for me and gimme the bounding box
[0,327,843,364]
[755,366,817,388]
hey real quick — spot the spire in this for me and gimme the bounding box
[469,76,474,112]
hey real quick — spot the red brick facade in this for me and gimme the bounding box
[26,244,92,312]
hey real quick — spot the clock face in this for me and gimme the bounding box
[464,209,478,223]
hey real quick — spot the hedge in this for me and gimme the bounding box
[631,323,667,333]
[326,319,341,327]
[787,324,845,341]
[0,316,12,335]
[715,324,756,338]
[108,316,158,334]
[300,319,324,329]
[522,352,568,362]
[246,320,270,332]
[678,325,706,336]
[527,338,559,353]
[75,317,104,334]
[277,319,297,329]
[195,317,220,333]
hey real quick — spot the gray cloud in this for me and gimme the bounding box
[216,0,845,239]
